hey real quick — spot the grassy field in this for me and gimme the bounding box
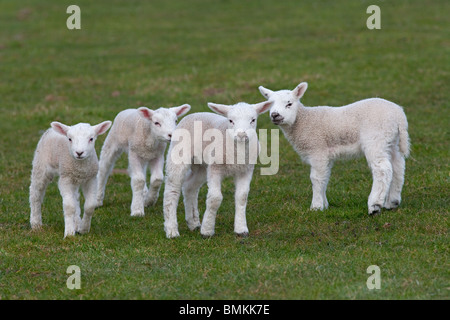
[0,0,448,300]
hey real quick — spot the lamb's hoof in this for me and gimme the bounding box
[130,211,145,217]
[77,228,89,235]
[187,223,201,231]
[236,232,249,238]
[369,205,382,216]
[200,230,215,238]
[385,200,400,210]
[30,223,43,230]
[165,228,180,239]
[95,200,103,208]
[64,232,76,238]
[145,200,156,207]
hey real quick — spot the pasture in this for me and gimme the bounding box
[0,0,448,299]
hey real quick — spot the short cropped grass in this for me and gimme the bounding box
[0,0,448,299]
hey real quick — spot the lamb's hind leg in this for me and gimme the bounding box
[29,169,53,229]
[309,159,332,211]
[128,152,148,217]
[96,139,123,207]
[182,165,206,231]
[384,145,405,210]
[144,155,164,207]
[366,152,393,215]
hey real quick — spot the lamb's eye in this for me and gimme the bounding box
[68,138,72,142]
[154,122,161,127]
[229,120,234,125]
[286,102,292,108]
[175,119,178,124]
[89,138,94,142]
[251,118,256,124]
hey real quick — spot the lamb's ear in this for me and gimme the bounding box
[207,102,231,117]
[138,107,154,120]
[94,121,112,136]
[293,82,308,99]
[171,104,191,118]
[253,101,273,115]
[51,121,70,137]
[258,86,274,99]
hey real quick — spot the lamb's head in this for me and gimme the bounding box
[258,82,308,126]
[138,104,191,142]
[51,121,112,160]
[207,101,272,142]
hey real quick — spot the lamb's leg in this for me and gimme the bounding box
[367,154,393,215]
[96,139,123,207]
[128,152,148,217]
[309,159,332,211]
[200,169,223,237]
[233,169,253,237]
[384,146,405,210]
[163,163,190,238]
[144,155,164,207]
[78,178,97,234]
[182,165,206,231]
[29,169,52,229]
[74,189,81,232]
[58,178,79,238]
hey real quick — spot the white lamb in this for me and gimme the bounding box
[29,120,112,237]
[163,100,273,238]
[96,104,191,216]
[259,82,410,215]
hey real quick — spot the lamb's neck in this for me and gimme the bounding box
[280,107,306,141]
[278,106,310,157]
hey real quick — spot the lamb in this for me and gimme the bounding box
[258,82,410,215]
[162,100,273,238]
[29,120,112,237]
[96,104,191,216]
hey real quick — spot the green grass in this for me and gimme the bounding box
[0,0,448,299]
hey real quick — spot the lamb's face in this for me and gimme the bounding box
[66,124,98,160]
[259,82,308,126]
[138,104,191,142]
[267,90,300,126]
[150,109,178,142]
[207,101,272,143]
[51,121,112,161]
[226,103,259,143]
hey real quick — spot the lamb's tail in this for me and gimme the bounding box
[398,112,410,158]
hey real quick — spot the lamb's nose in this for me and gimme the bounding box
[237,132,247,139]
[76,151,84,157]
[271,112,281,120]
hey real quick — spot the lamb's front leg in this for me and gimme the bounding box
[233,170,253,237]
[163,163,189,238]
[58,178,79,238]
[200,170,223,237]
[309,159,332,211]
[128,152,148,217]
[78,178,98,234]
[144,155,164,207]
